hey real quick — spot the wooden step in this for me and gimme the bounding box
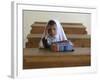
[31,23,87,34]
[26,34,91,48]
[34,22,83,25]
[23,48,90,69]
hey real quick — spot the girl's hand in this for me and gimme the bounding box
[44,27,48,37]
[51,43,57,52]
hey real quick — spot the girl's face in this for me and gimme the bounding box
[47,24,57,37]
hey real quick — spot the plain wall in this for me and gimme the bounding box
[23,10,91,48]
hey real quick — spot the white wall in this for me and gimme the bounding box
[23,10,91,48]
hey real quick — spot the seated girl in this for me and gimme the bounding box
[39,19,74,52]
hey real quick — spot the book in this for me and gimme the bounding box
[51,40,74,52]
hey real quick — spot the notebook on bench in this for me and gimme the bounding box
[51,40,74,52]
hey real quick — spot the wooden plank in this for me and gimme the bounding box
[23,48,90,56]
[31,22,87,34]
[27,34,90,39]
[26,34,91,48]
[34,22,83,25]
[31,26,87,34]
[23,48,90,69]
[31,24,85,28]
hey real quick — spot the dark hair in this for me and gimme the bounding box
[47,20,56,26]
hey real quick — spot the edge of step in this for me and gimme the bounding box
[23,47,90,56]
[31,23,86,28]
[27,34,91,39]
[34,22,83,25]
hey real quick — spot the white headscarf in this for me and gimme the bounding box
[39,19,68,48]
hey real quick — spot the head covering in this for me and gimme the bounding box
[39,19,68,48]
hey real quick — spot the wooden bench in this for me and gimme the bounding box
[26,34,90,48]
[31,22,87,34]
[23,48,90,69]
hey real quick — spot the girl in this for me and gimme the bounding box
[39,19,74,51]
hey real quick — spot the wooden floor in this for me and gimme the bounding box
[23,48,91,69]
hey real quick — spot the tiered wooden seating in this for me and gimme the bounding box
[26,22,90,48]
[23,21,91,69]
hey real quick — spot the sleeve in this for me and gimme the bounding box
[42,37,50,48]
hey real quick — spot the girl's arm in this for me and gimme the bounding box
[42,37,50,48]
